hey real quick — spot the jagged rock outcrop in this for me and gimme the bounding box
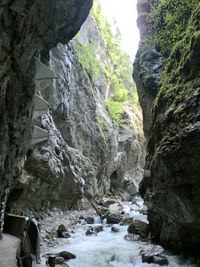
[0,0,93,234]
[134,0,200,253]
[8,15,144,212]
[133,42,162,137]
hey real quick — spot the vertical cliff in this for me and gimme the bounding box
[0,0,93,235]
[7,5,144,213]
[134,0,200,252]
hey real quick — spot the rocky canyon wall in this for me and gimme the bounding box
[0,0,93,234]
[5,12,144,213]
[134,0,200,252]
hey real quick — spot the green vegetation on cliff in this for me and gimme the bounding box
[151,0,200,129]
[74,42,101,78]
[72,0,139,125]
[106,100,123,124]
[150,0,199,56]
[90,0,138,124]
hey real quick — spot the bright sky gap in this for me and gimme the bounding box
[99,0,140,60]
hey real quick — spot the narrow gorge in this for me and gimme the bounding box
[0,0,200,266]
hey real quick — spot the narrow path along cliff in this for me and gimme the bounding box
[0,234,20,267]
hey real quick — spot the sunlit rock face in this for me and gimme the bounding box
[8,15,144,212]
[0,0,92,230]
[134,0,200,252]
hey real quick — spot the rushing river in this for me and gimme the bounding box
[42,201,198,267]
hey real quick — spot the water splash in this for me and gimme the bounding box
[42,200,198,267]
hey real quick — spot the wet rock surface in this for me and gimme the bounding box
[85,217,95,224]
[57,224,71,239]
[127,220,149,240]
[45,251,75,267]
[106,214,122,224]
[140,244,165,257]
[111,226,120,233]
[86,226,96,236]
[94,225,103,233]
[140,244,168,266]
[141,254,169,266]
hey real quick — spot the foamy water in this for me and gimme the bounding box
[42,200,198,267]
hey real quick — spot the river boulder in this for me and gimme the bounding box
[106,214,121,224]
[127,220,149,239]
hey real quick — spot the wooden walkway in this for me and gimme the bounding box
[0,234,20,267]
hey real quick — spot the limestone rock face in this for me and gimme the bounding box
[134,0,200,252]
[8,15,144,212]
[0,0,92,230]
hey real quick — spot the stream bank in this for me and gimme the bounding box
[40,198,199,267]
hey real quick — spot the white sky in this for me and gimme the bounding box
[99,0,140,60]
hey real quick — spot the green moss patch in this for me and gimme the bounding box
[73,41,102,78]
[151,1,200,131]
